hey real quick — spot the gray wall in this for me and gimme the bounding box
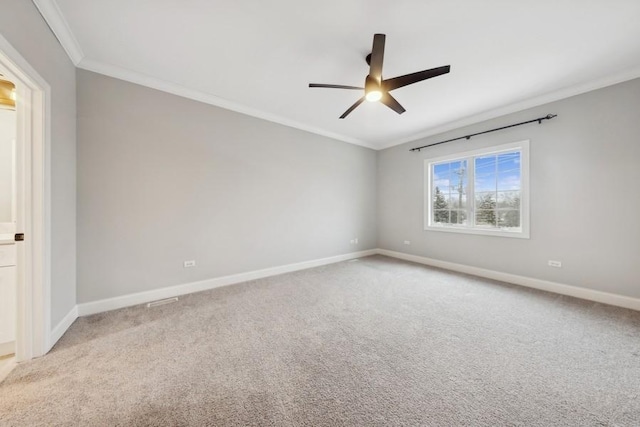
[1,1,77,326]
[5,1,636,312]
[77,70,377,303]
[378,78,640,298]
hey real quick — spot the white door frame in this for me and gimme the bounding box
[0,34,51,361]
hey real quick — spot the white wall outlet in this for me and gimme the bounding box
[548,260,562,268]
[354,238,358,244]
[184,260,196,268]
[404,240,411,245]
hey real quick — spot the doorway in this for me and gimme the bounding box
[0,34,50,369]
[0,77,17,367]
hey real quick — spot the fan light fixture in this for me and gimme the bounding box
[364,75,382,102]
[365,90,382,102]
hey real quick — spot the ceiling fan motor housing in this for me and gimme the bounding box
[365,75,381,93]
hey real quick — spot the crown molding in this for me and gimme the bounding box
[31,0,372,148]
[381,65,640,150]
[33,0,84,65]
[77,58,375,149]
[29,0,640,151]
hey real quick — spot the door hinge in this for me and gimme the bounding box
[15,233,24,241]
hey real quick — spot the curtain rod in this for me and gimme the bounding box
[409,114,557,152]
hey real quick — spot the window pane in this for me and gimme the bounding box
[476,210,497,227]
[450,194,467,209]
[447,160,467,203]
[497,191,520,209]
[433,180,449,192]
[450,210,467,225]
[475,192,496,208]
[497,152,520,173]
[475,172,496,192]
[498,210,520,228]
[433,163,450,193]
[433,209,450,224]
[475,155,496,175]
[433,163,450,176]
[425,143,528,237]
[497,169,520,191]
[433,187,449,210]
[433,160,468,223]
[449,160,463,172]
[475,192,496,227]
[496,151,520,191]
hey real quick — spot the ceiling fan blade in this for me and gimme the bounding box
[381,92,406,115]
[382,65,450,91]
[339,97,366,119]
[369,34,386,82]
[309,83,364,90]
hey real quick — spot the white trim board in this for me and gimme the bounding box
[0,341,15,357]
[0,34,52,361]
[77,249,377,316]
[32,0,640,151]
[377,249,640,312]
[77,59,374,149]
[48,305,78,350]
[50,247,638,346]
[32,0,84,65]
[382,64,640,150]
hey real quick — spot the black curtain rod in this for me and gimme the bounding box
[410,114,557,152]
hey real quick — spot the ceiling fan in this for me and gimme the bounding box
[309,34,450,119]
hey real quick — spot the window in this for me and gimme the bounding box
[425,140,529,238]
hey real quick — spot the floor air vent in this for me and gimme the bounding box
[146,297,179,308]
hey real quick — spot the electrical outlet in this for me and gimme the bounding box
[354,238,358,244]
[184,260,196,268]
[548,260,562,268]
[404,240,411,245]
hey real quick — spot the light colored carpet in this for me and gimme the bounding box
[1,255,639,426]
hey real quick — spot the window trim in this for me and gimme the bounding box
[424,140,530,239]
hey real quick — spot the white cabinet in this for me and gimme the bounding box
[0,244,16,267]
[0,243,16,356]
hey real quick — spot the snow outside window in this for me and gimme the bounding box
[424,140,530,238]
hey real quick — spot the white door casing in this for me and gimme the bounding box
[0,34,51,361]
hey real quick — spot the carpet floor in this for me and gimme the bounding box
[1,255,639,426]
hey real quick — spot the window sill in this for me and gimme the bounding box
[425,225,530,239]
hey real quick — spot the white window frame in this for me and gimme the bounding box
[424,140,530,239]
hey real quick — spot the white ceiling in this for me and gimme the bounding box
[35,0,640,149]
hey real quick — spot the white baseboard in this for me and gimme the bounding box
[0,341,15,357]
[48,305,79,351]
[77,249,377,316]
[377,249,640,311]
[74,247,639,319]
[0,356,16,383]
